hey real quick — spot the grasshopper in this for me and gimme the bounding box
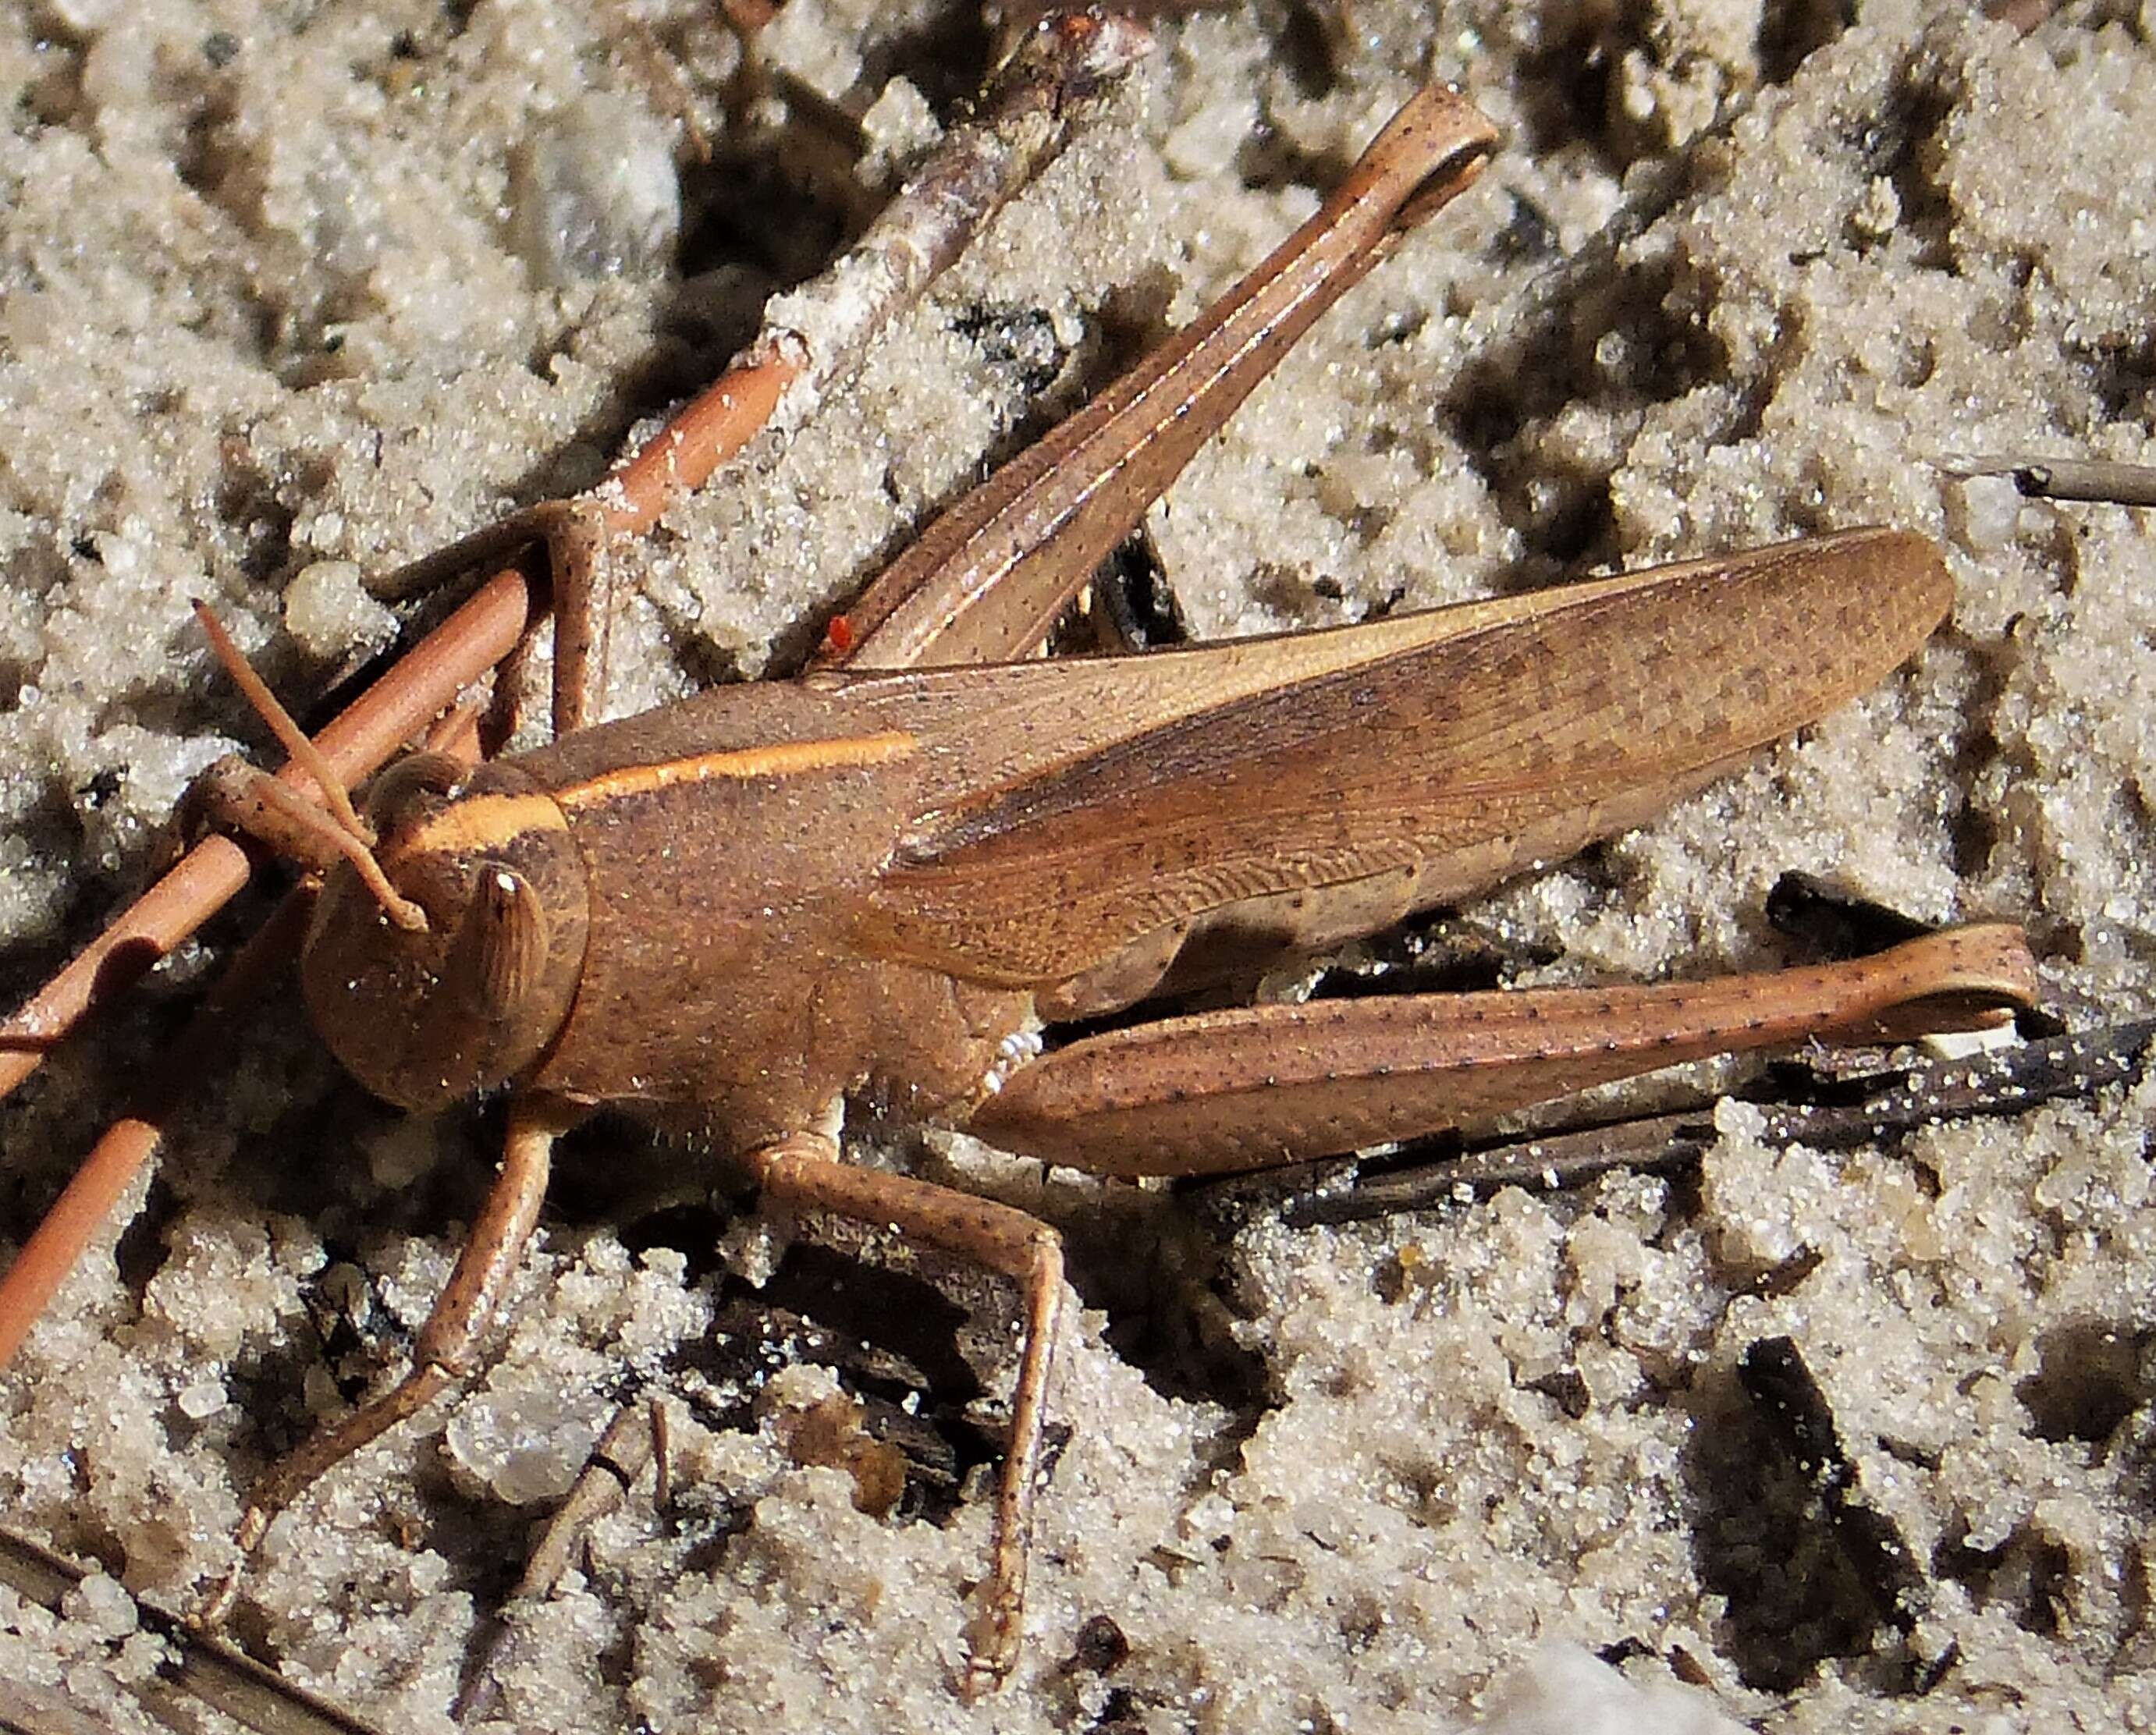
[0,50,2037,1704]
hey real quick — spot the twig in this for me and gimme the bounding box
[1933,453,2156,508]
[381,6,1158,559]
[0,1528,386,1735]
[1257,1017,2156,1229]
[0,1676,115,1735]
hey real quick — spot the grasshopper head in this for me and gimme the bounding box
[300,753,590,1111]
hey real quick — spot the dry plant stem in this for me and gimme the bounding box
[0,1528,388,1735]
[651,1393,673,1512]
[0,889,318,1366]
[1935,452,2156,508]
[662,4,1160,493]
[1270,1014,2156,1229]
[367,5,1159,722]
[0,1675,115,1735]
[739,1133,1068,1698]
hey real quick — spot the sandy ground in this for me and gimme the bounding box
[1,1,2154,1730]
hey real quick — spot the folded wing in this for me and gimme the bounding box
[840,529,1950,992]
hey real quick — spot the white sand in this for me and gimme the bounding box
[2,2,2153,1730]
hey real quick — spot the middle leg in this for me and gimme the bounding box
[739,1130,1067,1698]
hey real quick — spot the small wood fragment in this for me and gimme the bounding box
[1934,453,2156,508]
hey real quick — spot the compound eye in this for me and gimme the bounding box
[364,751,468,826]
[456,866,549,1022]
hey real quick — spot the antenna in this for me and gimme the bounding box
[193,601,428,931]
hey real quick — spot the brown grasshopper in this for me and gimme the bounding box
[0,58,2037,1700]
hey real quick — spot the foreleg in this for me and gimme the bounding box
[201,1094,581,1619]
